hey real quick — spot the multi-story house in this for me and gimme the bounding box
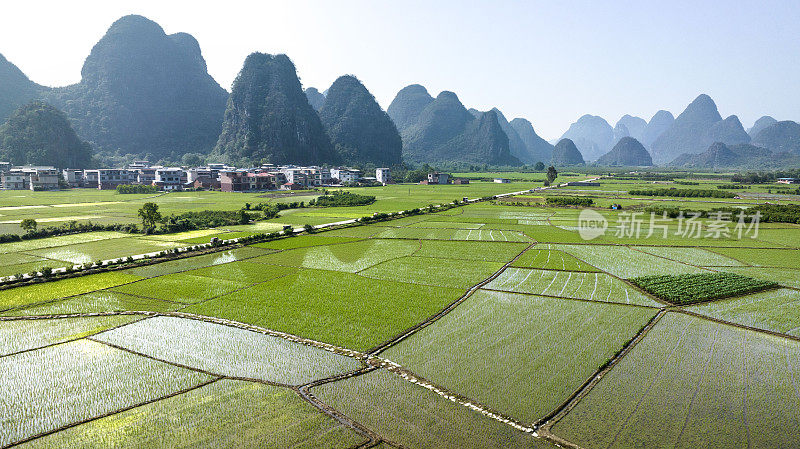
[376,168,391,184]
[154,168,185,191]
[84,169,134,189]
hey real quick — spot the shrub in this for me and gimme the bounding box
[116,184,161,194]
[629,188,736,198]
[546,196,594,207]
[308,191,376,207]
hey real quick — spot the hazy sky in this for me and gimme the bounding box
[1,0,798,140]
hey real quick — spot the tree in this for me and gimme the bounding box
[138,202,162,229]
[236,209,250,225]
[546,166,558,184]
[534,161,545,171]
[20,218,37,233]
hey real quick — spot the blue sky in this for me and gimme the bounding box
[1,0,798,140]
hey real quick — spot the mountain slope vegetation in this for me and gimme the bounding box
[0,54,44,122]
[319,75,402,166]
[213,52,337,165]
[44,15,228,159]
[0,101,93,168]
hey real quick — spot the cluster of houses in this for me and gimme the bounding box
[0,161,392,192]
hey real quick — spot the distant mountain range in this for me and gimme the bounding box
[670,142,800,169]
[394,90,519,165]
[0,14,798,169]
[560,115,614,161]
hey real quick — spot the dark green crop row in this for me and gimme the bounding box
[628,188,737,198]
[630,272,779,305]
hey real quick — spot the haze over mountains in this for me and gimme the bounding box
[0,14,798,169]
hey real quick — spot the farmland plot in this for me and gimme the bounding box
[428,215,517,225]
[485,268,660,307]
[520,225,587,244]
[111,273,251,304]
[632,246,745,267]
[375,227,531,242]
[2,291,181,316]
[407,220,485,229]
[95,316,362,385]
[251,238,419,273]
[0,272,142,311]
[414,240,528,262]
[25,238,182,265]
[313,369,557,449]
[0,340,213,447]
[551,312,800,449]
[710,247,800,269]
[0,231,129,254]
[183,269,463,351]
[547,244,707,278]
[381,290,657,423]
[187,261,296,284]
[317,224,388,238]
[0,253,48,267]
[140,229,221,242]
[252,234,362,250]
[124,247,271,278]
[0,259,72,279]
[452,229,531,242]
[18,379,367,449]
[752,227,800,248]
[720,266,800,289]
[360,256,504,289]
[0,316,139,355]
[511,249,599,272]
[689,289,800,337]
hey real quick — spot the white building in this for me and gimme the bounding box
[331,168,362,184]
[376,168,391,184]
[154,168,185,190]
[62,169,84,187]
[1,166,60,190]
[83,169,134,189]
[427,172,449,184]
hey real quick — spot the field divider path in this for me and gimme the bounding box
[480,287,661,310]
[4,377,220,449]
[353,239,423,275]
[627,245,716,272]
[88,336,302,389]
[0,245,284,314]
[298,366,384,447]
[541,245,670,307]
[0,313,151,359]
[536,309,668,448]
[676,308,800,343]
[366,242,536,355]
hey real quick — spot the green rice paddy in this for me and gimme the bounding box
[3,174,800,448]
